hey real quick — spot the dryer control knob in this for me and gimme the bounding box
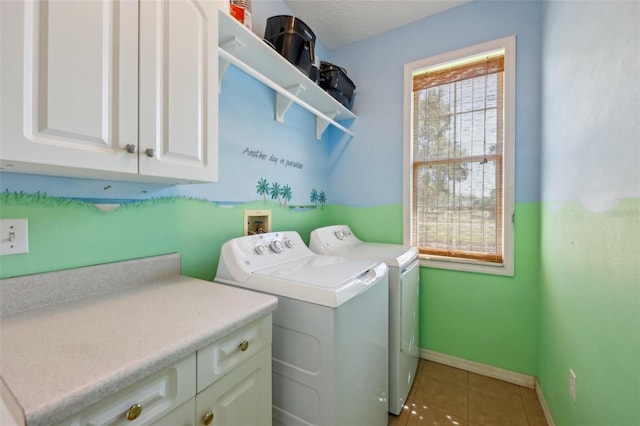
[285,239,295,248]
[335,231,344,240]
[255,245,267,255]
[270,240,283,253]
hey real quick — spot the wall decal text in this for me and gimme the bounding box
[242,147,304,169]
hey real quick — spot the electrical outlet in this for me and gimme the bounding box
[569,369,577,402]
[0,219,29,256]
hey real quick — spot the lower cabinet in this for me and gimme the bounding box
[55,314,272,426]
[195,347,271,426]
[150,399,195,426]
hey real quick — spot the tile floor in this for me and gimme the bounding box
[389,359,548,426]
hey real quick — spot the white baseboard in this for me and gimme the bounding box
[420,349,536,388]
[535,378,556,426]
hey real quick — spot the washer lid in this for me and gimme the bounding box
[218,256,388,308]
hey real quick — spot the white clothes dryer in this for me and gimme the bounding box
[215,231,389,426]
[310,225,420,415]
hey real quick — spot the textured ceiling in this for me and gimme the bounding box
[284,0,472,49]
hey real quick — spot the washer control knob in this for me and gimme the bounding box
[285,239,295,248]
[270,240,283,253]
[255,245,267,255]
[335,230,344,240]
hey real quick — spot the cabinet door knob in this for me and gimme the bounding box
[145,148,155,158]
[202,411,214,425]
[125,144,137,154]
[239,340,249,351]
[126,403,142,421]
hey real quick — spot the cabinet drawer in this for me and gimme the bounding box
[197,314,272,392]
[55,354,196,426]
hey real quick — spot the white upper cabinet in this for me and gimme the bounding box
[0,0,139,177]
[0,0,219,183]
[139,0,218,182]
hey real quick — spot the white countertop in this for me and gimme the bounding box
[0,275,277,425]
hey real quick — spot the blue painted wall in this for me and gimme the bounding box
[328,0,542,206]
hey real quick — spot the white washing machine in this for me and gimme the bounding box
[309,225,420,415]
[215,231,389,426]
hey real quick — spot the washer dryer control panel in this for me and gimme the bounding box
[310,225,419,268]
[250,232,300,256]
[334,228,355,240]
[309,225,362,251]
[218,231,314,280]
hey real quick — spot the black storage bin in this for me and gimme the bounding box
[319,61,356,110]
[264,15,316,78]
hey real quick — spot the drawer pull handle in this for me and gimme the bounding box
[239,340,249,351]
[203,411,214,425]
[126,403,142,421]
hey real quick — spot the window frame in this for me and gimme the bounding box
[403,35,516,276]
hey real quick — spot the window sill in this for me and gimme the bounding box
[420,254,514,277]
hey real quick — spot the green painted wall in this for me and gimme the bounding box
[0,193,329,280]
[2,194,547,387]
[2,196,540,378]
[421,201,540,376]
[538,199,640,425]
[321,201,541,376]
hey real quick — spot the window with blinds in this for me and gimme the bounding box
[404,36,515,275]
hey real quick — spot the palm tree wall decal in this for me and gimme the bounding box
[256,178,269,202]
[256,179,320,208]
[318,191,326,209]
[310,189,319,207]
[270,182,282,205]
[281,185,292,207]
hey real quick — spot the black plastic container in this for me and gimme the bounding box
[264,15,316,78]
[319,61,356,110]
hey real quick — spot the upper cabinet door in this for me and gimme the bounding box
[138,0,219,183]
[0,0,139,176]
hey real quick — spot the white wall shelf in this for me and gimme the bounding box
[218,11,355,140]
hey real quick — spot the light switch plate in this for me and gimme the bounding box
[0,219,29,255]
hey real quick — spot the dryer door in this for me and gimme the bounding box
[400,259,420,356]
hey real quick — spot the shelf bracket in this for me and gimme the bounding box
[218,36,246,90]
[315,111,339,140]
[275,84,307,123]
